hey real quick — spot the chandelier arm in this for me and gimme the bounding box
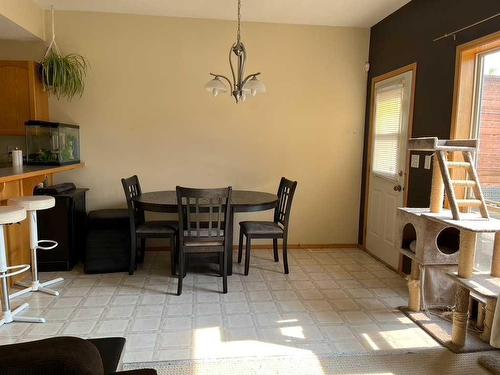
[229,44,237,89]
[210,73,233,92]
[206,0,263,103]
[238,43,247,90]
[242,72,261,86]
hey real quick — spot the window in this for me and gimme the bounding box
[452,34,500,272]
[472,49,500,273]
[372,78,408,180]
[472,49,500,207]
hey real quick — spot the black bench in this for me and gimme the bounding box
[85,209,130,274]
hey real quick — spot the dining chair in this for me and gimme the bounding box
[176,186,232,295]
[121,175,178,275]
[238,177,297,275]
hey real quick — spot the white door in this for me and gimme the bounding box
[366,70,413,269]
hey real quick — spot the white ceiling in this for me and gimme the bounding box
[0,15,40,41]
[33,0,410,28]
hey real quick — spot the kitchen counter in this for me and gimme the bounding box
[0,163,84,183]
[0,162,84,284]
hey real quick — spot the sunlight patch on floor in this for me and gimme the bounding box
[191,325,325,372]
[359,328,440,351]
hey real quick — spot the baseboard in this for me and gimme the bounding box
[146,243,359,252]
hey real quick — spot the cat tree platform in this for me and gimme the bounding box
[446,271,500,346]
[400,137,499,350]
[398,208,461,312]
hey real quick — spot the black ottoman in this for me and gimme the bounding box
[84,209,130,274]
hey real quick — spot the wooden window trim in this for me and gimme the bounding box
[451,31,500,140]
[450,32,500,201]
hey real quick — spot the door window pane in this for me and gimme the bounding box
[372,84,404,180]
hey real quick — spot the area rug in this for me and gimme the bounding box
[122,349,498,375]
[400,307,495,353]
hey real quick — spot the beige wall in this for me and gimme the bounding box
[0,0,44,40]
[0,11,369,245]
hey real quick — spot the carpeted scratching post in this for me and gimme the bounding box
[480,300,497,343]
[429,153,444,213]
[477,302,485,330]
[458,230,476,279]
[452,285,470,347]
[408,262,421,312]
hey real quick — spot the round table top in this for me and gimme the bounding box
[134,190,278,213]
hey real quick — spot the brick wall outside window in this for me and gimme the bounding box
[478,74,500,205]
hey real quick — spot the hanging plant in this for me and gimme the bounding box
[41,51,87,100]
[40,7,88,100]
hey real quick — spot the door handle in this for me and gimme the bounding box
[393,185,402,192]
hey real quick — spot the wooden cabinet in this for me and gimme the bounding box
[0,61,49,136]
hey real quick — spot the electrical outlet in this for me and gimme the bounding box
[424,155,432,170]
[411,154,420,168]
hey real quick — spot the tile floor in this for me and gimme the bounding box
[2,248,439,363]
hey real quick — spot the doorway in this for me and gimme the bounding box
[364,65,416,269]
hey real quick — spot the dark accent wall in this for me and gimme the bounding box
[358,0,500,244]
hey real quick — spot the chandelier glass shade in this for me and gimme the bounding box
[205,0,266,103]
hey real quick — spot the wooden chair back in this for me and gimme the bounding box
[274,177,298,232]
[121,175,145,230]
[176,186,232,246]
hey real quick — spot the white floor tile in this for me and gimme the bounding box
[19,250,438,363]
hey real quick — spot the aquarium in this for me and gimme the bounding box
[25,121,80,165]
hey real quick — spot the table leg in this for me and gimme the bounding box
[226,208,234,276]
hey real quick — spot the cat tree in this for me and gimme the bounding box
[398,137,500,347]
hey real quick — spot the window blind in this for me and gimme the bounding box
[372,83,404,180]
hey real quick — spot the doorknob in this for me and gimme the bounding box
[393,185,402,192]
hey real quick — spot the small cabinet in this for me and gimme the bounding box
[0,61,49,136]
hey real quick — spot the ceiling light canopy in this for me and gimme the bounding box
[205,0,266,103]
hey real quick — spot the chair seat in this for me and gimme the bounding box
[8,195,55,211]
[240,221,284,236]
[136,220,178,236]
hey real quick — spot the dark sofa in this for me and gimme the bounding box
[0,336,156,375]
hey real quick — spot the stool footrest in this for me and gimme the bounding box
[0,264,30,279]
[36,240,58,250]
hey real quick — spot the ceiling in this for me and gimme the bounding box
[0,15,40,41]
[33,0,410,28]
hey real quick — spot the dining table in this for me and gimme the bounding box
[133,190,278,275]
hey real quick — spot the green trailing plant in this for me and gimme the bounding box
[40,6,88,100]
[41,50,88,100]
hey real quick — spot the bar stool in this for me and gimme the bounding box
[8,196,63,298]
[0,205,45,327]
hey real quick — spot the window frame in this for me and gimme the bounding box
[470,48,500,207]
[451,32,500,206]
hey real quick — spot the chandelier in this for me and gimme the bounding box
[205,0,266,103]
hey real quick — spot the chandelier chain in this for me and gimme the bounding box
[237,0,241,44]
